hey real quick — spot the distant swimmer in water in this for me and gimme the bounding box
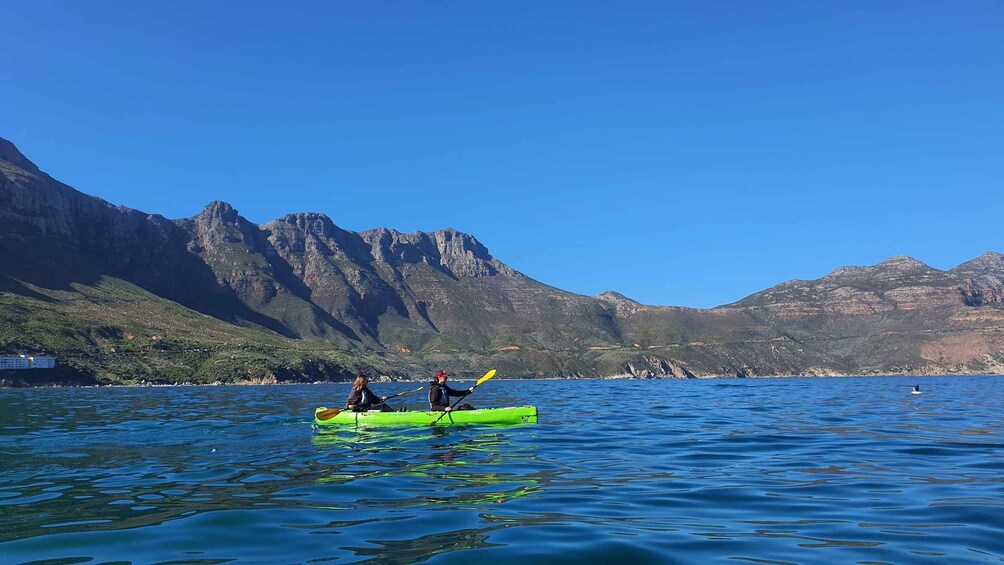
[912,385,922,394]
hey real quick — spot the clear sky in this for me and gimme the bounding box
[3,1,1002,308]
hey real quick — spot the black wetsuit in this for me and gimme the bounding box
[428,380,474,411]
[345,386,393,412]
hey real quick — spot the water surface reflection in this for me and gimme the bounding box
[1,378,1002,563]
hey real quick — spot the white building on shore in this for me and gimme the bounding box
[0,355,57,370]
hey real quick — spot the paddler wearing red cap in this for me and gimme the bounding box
[428,370,476,411]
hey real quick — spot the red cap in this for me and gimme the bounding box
[435,370,449,378]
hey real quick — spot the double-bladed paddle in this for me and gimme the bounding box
[428,368,497,426]
[316,386,424,421]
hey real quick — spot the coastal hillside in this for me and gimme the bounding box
[724,253,1004,375]
[2,136,1003,384]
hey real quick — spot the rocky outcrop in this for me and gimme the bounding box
[958,281,1004,307]
[596,291,642,316]
[0,138,41,175]
[361,227,518,279]
[952,251,1004,274]
[951,252,1004,307]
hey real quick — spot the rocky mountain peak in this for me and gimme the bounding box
[875,255,928,270]
[0,137,42,175]
[274,212,339,236]
[596,291,642,315]
[429,229,514,278]
[278,211,334,223]
[951,251,1004,274]
[188,201,258,252]
[824,256,932,280]
[198,201,240,224]
[360,227,518,278]
[263,211,376,264]
[597,291,640,304]
[430,228,489,257]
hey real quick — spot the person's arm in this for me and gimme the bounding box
[445,384,475,397]
[366,386,388,403]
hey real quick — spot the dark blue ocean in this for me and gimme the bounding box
[1,376,1002,564]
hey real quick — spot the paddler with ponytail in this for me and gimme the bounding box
[428,370,475,411]
[345,373,396,412]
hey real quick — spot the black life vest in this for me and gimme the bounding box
[429,382,449,408]
[359,387,375,406]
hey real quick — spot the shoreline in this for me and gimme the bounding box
[2,371,1002,389]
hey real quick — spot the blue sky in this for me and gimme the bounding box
[3,1,1002,308]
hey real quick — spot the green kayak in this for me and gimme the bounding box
[314,405,538,427]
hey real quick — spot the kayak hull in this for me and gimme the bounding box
[314,405,538,427]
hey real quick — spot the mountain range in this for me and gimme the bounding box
[2,136,1003,385]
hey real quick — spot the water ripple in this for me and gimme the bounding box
[1,377,1003,563]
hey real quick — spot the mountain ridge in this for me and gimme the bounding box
[3,136,1004,385]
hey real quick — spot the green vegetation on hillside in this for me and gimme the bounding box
[0,273,379,385]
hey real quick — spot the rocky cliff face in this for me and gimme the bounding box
[360,227,518,279]
[3,136,1004,380]
[951,252,1004,307]
[723,251,1004,374]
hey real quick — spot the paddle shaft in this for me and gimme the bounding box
[429,369,496,426]
[317,386,422,420]
[429,391,471,426]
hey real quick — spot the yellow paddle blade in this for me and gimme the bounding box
[315,407,345,421]
[476,368,497,386]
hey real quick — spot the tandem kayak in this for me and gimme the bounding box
[314,406,538,427]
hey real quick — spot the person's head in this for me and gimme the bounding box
[353,374,369,391]
[435,369,449,383]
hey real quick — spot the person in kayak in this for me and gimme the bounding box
[429,370,475,411]
[346,374,395,412]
